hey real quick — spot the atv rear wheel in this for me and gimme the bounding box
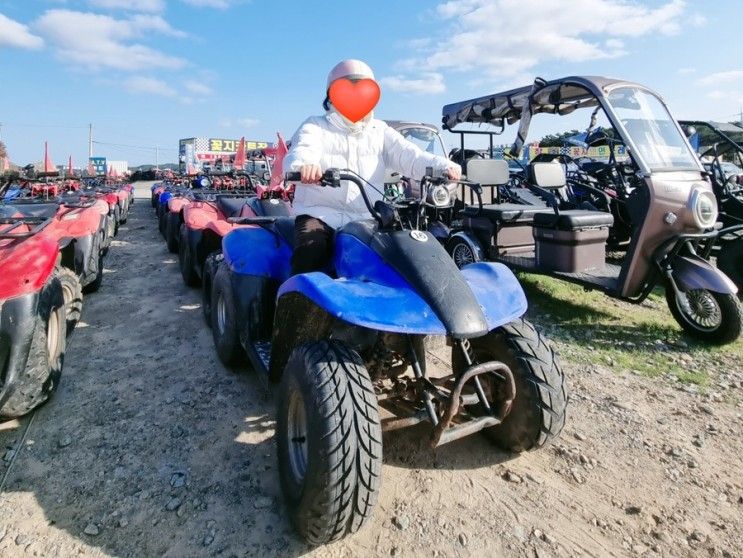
[178,224,200,287]
[202,252,221,328]
[452,318,567,452]
[119,201,128,224]
[277,340,382,545]
[158,207,167,238]
[166,212,180,253]
[0,277,66,418]
[56,267,83,335]
[211,262,244,366]
[113,205,121,237]
[82,233,105,294]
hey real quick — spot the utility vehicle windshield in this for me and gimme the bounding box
[607,87,698,171]
[398,126,447,159]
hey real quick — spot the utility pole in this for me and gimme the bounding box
[88,123,93,159]
[156,145,159,170]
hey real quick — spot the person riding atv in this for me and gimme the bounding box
[283,59,461,274]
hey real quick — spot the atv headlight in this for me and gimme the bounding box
[430,184,451,207]
[689,189,718,229]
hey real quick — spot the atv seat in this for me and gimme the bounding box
[533,210,614,230]
[461,203,552,223]
[216,195,249,218]
[271,217,296,248]
[2,202,59,219]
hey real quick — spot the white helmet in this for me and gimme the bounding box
[326,59,375,88]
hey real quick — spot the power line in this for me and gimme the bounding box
[92,140,177,152]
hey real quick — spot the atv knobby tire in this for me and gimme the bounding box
[452,318,567,452]
[277,340,382,545]
[202,252,221,328]
[113,205,121,237]
[56,266,83,335]
[178,224,200,287]
[166,212,180,253]
[158,207,167,238]
[0,277,66,418]
[82,232,105,294]
[210,262,244,366]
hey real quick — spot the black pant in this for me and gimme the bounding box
[291,215,335,275]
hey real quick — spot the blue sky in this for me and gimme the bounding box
[1,0,742,166]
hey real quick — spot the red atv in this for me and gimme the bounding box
[0,205,66,418]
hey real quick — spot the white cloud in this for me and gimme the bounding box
[35,10,186,71]
[697,70,743,87]
[125,75,177,97]
[380,72,446,94]
[219,117,260,128]
[391,0,688,92]
[181,0,235,8]
[0,13,44,49]
[184,79,213,96]
[88,0,165,12]
[237,117,259,128]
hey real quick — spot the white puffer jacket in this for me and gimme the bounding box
[283,110,457,228]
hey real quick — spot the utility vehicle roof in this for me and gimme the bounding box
[679,120,743,134]
[442,76,645,130]
[385,120,441,132]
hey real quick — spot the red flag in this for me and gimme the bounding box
[233,137,246,170]
[43,141,54,173]
[270,132,289,188]
[68,155,73,176]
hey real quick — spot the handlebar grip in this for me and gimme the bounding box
[285,172,301,182]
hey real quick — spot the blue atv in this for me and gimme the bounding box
[211,169,567,545]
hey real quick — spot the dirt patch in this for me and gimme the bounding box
[0,182,741,557]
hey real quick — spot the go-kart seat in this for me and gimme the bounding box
[460,159,552,223]
[528,161,567,189]
[533,210,614,230]
[216,195,249,218]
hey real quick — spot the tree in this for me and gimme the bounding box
[0,140,7,161]
[538,129,582,147]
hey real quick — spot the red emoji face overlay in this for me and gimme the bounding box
[328,78,381,123]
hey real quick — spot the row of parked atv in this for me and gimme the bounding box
[0,176,134,418]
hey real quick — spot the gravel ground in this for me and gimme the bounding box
[0,182,741,557]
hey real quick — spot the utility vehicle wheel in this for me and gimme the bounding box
[452,318,567,452]
[83,233,105,294]
[56,267,83,335]
[0,277,66,418]
[202,252,221,328]
[210,263,244,366]
[166,212,180,253]
[446,236,480,269]
[717,239,743,296]
[277,340,382,545]
[178,224,200,287]
[666,286,742,344]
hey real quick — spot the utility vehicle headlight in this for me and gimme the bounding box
[689,189,718,229]
[430,185,451,207]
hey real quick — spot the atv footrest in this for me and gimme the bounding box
[431,360,514,447]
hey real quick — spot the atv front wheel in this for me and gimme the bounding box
[452,318,567,452]
[277,340,382,545]
[56,267,83,335]
[446,236,481,269]
[158,207,167,238]
[0,277,66,418]
[666,286,742,344]
[178,224,200,287]
[210,262,244,366]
